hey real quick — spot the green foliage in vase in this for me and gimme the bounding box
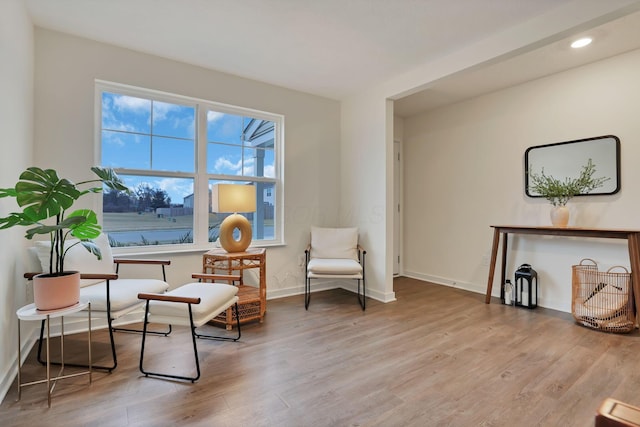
[528,158,609,207]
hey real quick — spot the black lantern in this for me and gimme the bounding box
[515,263,538,308]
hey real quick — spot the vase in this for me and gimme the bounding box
[33,271,81,311]
[550,206,570,227]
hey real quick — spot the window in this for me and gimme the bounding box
[97,81,283,250]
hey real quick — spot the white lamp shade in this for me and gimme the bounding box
[211,184,256,213]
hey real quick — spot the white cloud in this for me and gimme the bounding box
[127,177,193,203]
[241,164,273,177]
[104,134,125,147]
[156,177,194,201]
[102,95,145,131]
[153,101,181,122]
[114,95,150,112]
[215,157,243,173]
[263,165,275,178]
[207,111,225,122]
[104,120,137,133]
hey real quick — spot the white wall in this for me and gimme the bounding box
[0,0,34,403]
[402,48,640,312]
[339,1,640,309]
[33,28,342,299]
[340,94,396,302]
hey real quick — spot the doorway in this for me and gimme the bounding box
[393,139,402,276]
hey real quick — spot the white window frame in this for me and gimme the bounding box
[95,80,284,254]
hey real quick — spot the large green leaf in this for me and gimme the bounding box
[67,209,102,240]
[0,213,30,229]
[14,167,80,218]
[91,166,130,193]
[79,240,102,260]
[0,208,48,230]
[23,215,86,239]
[0,187,17,198]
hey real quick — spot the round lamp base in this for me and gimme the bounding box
[219,213,252,253]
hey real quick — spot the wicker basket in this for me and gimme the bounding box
[214,301,261,322]
[571,258,635,333]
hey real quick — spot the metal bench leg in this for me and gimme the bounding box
[139,301,201,382]
[139,302,241,382]
[195,303,242,342]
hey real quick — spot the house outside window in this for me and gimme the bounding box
[96,81,283,251]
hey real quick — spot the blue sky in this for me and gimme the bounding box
[101,92,274,203]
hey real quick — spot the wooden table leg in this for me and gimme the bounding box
[259,254,266,321]
[500,233,509,302]
[485,228,501,304]
[627,233,640,327]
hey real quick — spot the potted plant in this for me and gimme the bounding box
[527,158,609,227]
[0,166,129,310]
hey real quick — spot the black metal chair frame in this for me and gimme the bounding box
[304,245,366,311]
[110,261,172,336]
[34,259,171,372]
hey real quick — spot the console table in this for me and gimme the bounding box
[202,248,266,330]
[484,226,640,322]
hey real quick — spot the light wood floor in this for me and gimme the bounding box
[2,277,640,426]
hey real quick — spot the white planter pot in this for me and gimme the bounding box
[550,205,570,227]
[33,271,81,311]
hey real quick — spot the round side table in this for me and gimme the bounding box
[16,301,92,407]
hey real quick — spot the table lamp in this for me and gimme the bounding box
[212,183,257,253]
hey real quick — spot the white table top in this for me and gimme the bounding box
[17,301,89,321]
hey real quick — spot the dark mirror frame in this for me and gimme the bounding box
[525,135,621,198]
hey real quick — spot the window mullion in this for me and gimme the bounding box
[149,100,154,170]
[194,106,209,246]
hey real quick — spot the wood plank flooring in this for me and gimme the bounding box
[2,276,640,426]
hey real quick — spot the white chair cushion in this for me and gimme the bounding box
[148,282,239,327]
[80,278,169,312]
[308,258,362,275]
[26,247,43,273]
[310,226,358,260]
[35,233,114,287]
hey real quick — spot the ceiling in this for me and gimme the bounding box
[394,8,640,116]
[24,0,640,117]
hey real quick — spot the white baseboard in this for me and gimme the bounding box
[266,282,334,300]
[339,281,396,302]
[0,326,39,406]
[402,270,486,295]
[401,271,571,313]
[267,280,396,303]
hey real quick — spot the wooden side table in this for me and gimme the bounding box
[202,248,266,330]
[16,301,92,407]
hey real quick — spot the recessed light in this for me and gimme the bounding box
[571,37,592,49]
